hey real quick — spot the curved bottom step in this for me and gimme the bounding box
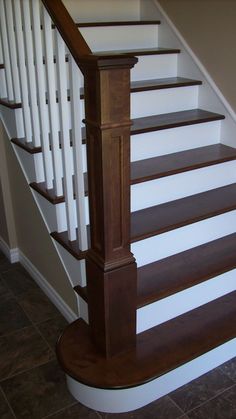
[57,292,236,413]
[66,339,236,413]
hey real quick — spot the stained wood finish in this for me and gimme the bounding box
[0,98,22,109]
[131,183,236,242]
[77,20,161,27]
[57,291,236,388]
[130,77,202,92]
[138,233,236,307]
[80,77,202,99]
[11,138,42,154]
[42,0,92,67]
[74,285,88,302]
[131,144,236,184]
[95,47,180,56]
[79,55,138,357]
[30,144,236,204]
[30,182,65,204]
[75,233,236,307]
[51,231,87,260]
[131,109,225,135]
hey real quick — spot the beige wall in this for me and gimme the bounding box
[0,122,77,313]
[0,181,10,245]
[158,0,236,112]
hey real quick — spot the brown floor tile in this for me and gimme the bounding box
[2,265,38,297]
[101,396,184,419]
[45,402,100,418]
[0,325,54,381]
[0,254,14,273]
[187,384,236,418]
[18,288,61,323]
[220,357,236,383]
[37,315,68,351]
[0,297,31,337]
[0,278,12,300]
[0,388,15,418]
[1,360,75,418]
[170,368,234,413]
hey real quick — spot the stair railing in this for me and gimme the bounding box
[0,0,138,358]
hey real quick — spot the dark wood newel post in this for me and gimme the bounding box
[79,54,138,357]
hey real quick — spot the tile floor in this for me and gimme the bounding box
[0,250,235,418]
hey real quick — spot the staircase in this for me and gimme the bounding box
[0,0,236,414]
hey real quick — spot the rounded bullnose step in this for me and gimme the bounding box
[57,292,236,390]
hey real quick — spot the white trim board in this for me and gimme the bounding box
[153,0,236,123]
[0,236,19,263]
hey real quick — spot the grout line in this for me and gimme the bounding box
[0,385,17,418]
[0,358,57,385]
[166,395,186,417]
[183,382,236,416]
[33,321,57,355]
[42,401,78,418]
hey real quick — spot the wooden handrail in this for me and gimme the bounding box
[41,0,92,64]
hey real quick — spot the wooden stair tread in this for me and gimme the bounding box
[13,108,221,152]
[138,233,236,307]
[0,98,22,109]
[131,183,236,242]
[74,234,236,307]
[80,77,203,98]
[11,138,42,154]
[57,291,236,388]
[94,47,181,56]
[31,144,236,204]
[130,76,202,92]
[131,144,236,184]
[131,109,225,135]
[51,231,87,260]
[77,20,161,27]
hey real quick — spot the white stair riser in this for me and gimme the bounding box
[80,85,198,120]
[131,54,178,81]
[132,210,236,267]
[64,0,141,22]
[131,121,221,161]
[131,85,198,118]
[67,339,236,413]
[81,25,159,51]
[137,269,236,333]
[34,160,236,232]
[131,160,236,211]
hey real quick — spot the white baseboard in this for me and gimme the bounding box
[0,236,19,263]
[0,235,77,323]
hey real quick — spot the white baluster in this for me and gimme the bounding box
[43,8,63,197]
[5,0,21,103]
[32,0,53,189]
[56,31,76,241]
[69,57,88,251]
[22,0,41,148]
[0,0,14,100]
[13,0,32,142]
